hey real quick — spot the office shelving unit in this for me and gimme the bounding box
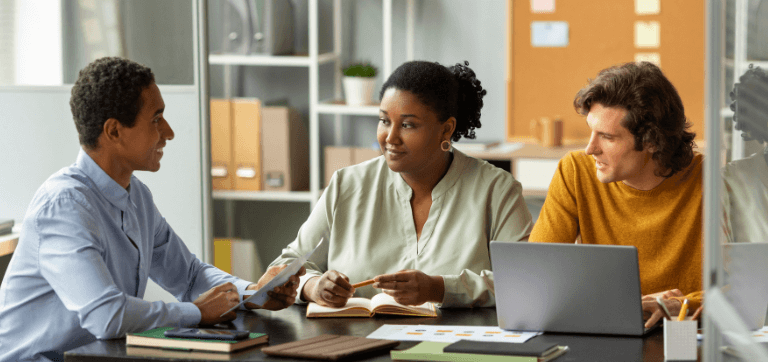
[209,0,415,236]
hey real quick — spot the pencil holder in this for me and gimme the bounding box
[663,319,697,361]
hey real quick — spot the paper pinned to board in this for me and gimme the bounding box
[635,0,660,15]
[635,52,661,67]
[635,21,660,48]
[221,238,325,316]
[531,21,569,48]
[531,0,555,13]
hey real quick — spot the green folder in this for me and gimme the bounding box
[391,341,568,362]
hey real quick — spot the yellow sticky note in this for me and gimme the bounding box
[635,21,660,48]
[635,0,660,15]
[635,52,661,67]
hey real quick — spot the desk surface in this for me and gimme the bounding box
[64,305,694,362]
[0,232,19,257]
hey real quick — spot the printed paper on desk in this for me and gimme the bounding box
[221,238,325,316]
[751,326,768,342]
[367,324,541,343]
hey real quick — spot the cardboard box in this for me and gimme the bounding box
[213,238,263,282]
[210,99,234,190]
[232,99,262,191]
[324,146,352,187]
[324,146,381,187]
[260,107,309,191]
[353,147,381,165]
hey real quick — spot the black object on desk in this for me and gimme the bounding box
[444,340,559,356]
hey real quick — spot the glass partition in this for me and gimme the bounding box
[704,0,768,360]
[0,0,194,86]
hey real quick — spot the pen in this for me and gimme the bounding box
[678,299,689,321]
[351,279,375,289]
[656,296,673,320]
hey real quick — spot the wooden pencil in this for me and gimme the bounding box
[351,279,375,288]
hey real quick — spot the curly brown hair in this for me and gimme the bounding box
[70,57,155,149]
[573,62,696,177]
[730,64,768,145]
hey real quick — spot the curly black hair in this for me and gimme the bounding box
[70,57,155,149]
[730,64,768,145]
[379,60,486,142]
[573,61,696,177]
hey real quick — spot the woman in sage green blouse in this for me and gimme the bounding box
[268,60,533,308]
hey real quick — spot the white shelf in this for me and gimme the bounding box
[743,61,768,69]
[209,52,338,67]
[316,99,380,116]
[212,190,313,202]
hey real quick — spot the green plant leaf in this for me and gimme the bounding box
[342,63,377,77]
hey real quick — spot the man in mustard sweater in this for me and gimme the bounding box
[530,61,702,329]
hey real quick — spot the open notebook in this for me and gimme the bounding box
[306,293,437,318]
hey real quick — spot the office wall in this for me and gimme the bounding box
[347,0,507,145]
[0,86,205,303]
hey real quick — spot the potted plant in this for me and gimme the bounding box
[342,62,377,106]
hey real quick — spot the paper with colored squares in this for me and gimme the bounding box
[751,326,768,342]
[367,324,540,343]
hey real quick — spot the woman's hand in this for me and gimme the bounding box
[245,265,306,310]
[374,269,444,306]
[303,270,354,307]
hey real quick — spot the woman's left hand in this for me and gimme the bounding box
[373,269,444,306]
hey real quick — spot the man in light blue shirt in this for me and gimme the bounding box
[0,57,302,362]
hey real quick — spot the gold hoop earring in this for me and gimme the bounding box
[441,140,451,152]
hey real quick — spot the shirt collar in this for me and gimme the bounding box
[389,149,469,201]
[75,148,132,212]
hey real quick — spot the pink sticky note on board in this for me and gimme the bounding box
[531,0,555,13]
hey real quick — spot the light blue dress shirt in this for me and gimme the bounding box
[0,149,251,362]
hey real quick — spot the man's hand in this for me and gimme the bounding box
[244,265,306,310]
[302,270,354,307]
[373,269,444,306]
[642,289,684,328]
[193,282,240,325]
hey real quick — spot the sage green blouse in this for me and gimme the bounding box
[268,149,533,307]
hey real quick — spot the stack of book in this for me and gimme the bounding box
[126,327,267,353]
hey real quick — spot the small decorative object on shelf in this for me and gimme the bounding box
[342,62,378,106]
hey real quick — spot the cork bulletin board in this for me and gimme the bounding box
[506,0,705,143]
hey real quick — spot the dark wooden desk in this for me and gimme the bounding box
[65,305,688,362]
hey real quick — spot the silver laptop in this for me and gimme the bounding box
[490,241,654,336]
[723,243,768,330]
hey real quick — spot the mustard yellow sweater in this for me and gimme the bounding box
[530,151,704,311]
